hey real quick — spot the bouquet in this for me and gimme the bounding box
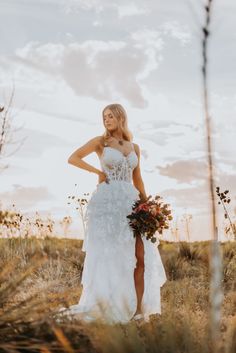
[127,195,173,243]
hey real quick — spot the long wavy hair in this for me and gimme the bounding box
[101,103,133,146]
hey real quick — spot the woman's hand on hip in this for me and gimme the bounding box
[98,171,109,184]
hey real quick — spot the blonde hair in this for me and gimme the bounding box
[101,103,133,146]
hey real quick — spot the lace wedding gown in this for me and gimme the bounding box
[61,143,167,324]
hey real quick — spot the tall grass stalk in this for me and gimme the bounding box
[201,1,223,352]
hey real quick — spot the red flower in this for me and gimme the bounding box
[134,203,149,212]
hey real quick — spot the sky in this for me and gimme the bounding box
[0,0,235,242]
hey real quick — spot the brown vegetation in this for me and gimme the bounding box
[0,237,236,353]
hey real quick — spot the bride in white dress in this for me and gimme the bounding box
[64,103,167,324]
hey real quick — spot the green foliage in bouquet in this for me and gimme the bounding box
[127,195,173,243]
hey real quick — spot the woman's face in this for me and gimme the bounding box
[103,109,118,131]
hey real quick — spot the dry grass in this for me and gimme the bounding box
[0,237,236,352]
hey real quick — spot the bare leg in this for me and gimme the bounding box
[132,234,145,316]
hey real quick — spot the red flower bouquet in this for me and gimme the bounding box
[127,195,173,243]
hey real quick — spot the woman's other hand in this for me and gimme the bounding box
[139,194,151,203]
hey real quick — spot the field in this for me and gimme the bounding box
[0,237,236,353]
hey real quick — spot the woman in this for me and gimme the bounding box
[62,103,167,324]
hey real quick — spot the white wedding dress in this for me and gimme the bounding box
[61,143,167,324]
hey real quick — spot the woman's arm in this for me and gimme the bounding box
[68,136,102,176]
[132,143,149,202]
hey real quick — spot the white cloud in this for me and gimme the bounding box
[63,0,150,18]
[61,0,109,14]
[156,159,208,184]
[11,35,164,108]
[0,185,54,210]
[117,3,149,19]
[161,21,191,46]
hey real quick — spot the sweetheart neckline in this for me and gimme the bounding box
[101,146,137,159]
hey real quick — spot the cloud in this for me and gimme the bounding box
[160,21,191,46]
[0,185,54,209]
[62,0,106,14]
[142,119,198,130]
[161,180,209,212]
[161,169,236,215]
[157,159,236,213]
[12,32,163,108]
[156,159,208,184]
[1,1,194,110]
[134,118,189,147]
[117,3,149,18]
[63,0,149,17]
[139,131,184,147]
[215,172,236,199]
[5,127,71,159]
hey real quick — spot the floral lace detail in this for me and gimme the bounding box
[100,145,138,183]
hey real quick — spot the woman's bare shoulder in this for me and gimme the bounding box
[88,135,103,144]
[93,135,107,151]
[132,142,140,153]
